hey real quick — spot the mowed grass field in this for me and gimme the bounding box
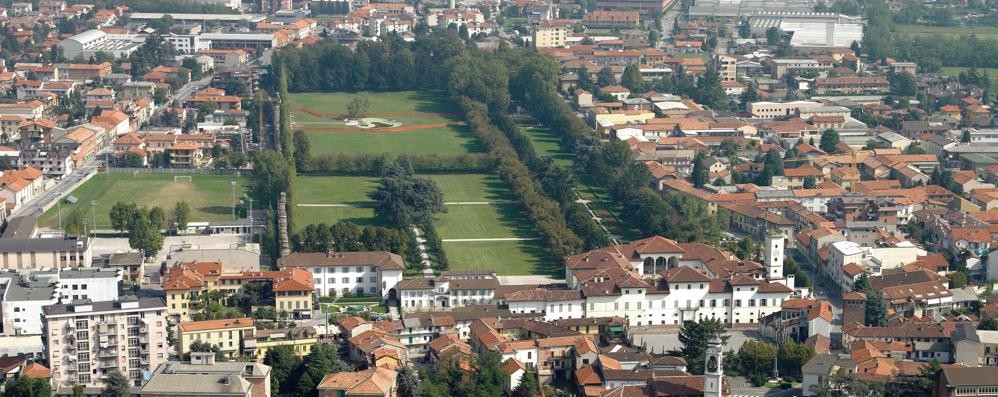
[39,173,248,229]
[289,91,483,156]
[522,127,573,167]
[294,173,554,275]
[896,24,998,40]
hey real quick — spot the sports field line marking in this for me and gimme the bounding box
[441,237,541,242]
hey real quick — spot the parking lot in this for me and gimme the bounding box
[627,326,765,354]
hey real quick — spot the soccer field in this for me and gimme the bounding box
[289,91,483,156]
[38,173,248,229]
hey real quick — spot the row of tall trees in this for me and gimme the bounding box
[292,221,412,260]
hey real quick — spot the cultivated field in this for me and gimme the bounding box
[39,173,248,229]
[896,24,998,40]
[294,173,554,275]
[289,91,483,156]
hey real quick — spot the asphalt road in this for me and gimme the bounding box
[10,157,104,220]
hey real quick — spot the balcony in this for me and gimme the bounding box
[99,362,119,369]
[98,351,118,359]
[139,336,149,344]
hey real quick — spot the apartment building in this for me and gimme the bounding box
[176,317,255,359]
[712,55,737,82]
[532,19,572,48]
[43,298,169,388]
[277,251,403,301]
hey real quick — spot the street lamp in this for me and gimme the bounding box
[230,180,237,221]
[91,200,97,236]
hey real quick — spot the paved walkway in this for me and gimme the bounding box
[410,226,435,277]
[441,237,540,242]
[298,204,351,207]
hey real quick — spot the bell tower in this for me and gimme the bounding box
[704,336,724,397]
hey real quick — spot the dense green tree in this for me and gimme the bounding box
[5,376,51,397]
[109,202,139,232]
[101,371,132,397]
[292,343,348,397]
[620,64,643,91]
[148,206,166,231]
[369,160,445,226]
[127,210,164,256]
[186,340,225,360]
[512,371,540,397]
[125,152,144,167]
[890,71,918,97]
[397,365,422,397]
[691,152,708,187]
[766,27,782,45]
[777,341,815,380]
[803,175,817,189]
[738,340,777,384]
[950,271,968,288]
[679,317,727,375]
[293,130,311,172]
[738,22,751,39]
[263,345,300,396]
[174,201,191,232]
[819,129,841,153]
[596,67,616,87]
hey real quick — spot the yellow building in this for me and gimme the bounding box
[163,262,314,322]
[177,317,256,359]
[532,19,572,48]
[249,326,319,359]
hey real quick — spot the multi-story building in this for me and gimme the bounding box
[163,261,313,321]
[140,354,272,397]
[43,298,169,388]
[396,272,499,312]
[812,77,889,95]
[0,268,120,336]
[712,55,737,82]
[532,19,572,48]
[176,317,255,359]
[277,251,403,301]
[0,236,92,269]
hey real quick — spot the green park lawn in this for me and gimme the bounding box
[442,240,560,276]
[424,173,513,202]
[293,172,552,275]
[289,91,483,156]
[896,24,998,40]
[39,173,248,230]
[296,175,378,204]
[521,127,573,167]
[431,204,537,240]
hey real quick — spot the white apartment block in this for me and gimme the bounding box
[397,275,498,311]
[57,268,121,303]
[43,298,169,388]
[277,251,404,300]
[0,267,120,335]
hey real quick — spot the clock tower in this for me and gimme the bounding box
[704,336,723,397]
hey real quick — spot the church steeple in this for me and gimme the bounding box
[704,335,724,397]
